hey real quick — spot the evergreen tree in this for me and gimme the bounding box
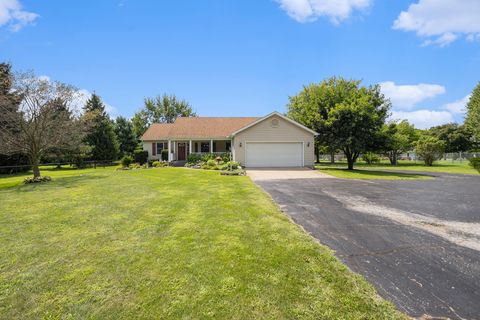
[0,63,29,173]
[465,82,480,146]
[114,116,137,156]
[81,93,119,161]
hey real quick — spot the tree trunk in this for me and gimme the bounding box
[330,151,335,164]
[347,157,354,170]
[315,147,320,163]
[32,161,41,178]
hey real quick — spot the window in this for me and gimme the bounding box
[194,142,198,153]
[157,142,167,154]
[226,141,231,151]
[201,142,210,153]
[213,141,216,152]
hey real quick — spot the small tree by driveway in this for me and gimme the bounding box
[416,136,445,166]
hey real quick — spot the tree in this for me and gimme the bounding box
[465,82,480,145]
[131,94,196,138]
[428,123,473,153]
[382,120,418,165]
[0,63,30,174]
[0,70,82,178]
[287,77,390,170]
[81,93,119,161]
[415,136,445,166]
[114,116,137,156]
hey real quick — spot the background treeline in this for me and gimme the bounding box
[0,63,195,176]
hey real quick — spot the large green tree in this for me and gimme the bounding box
[287,77,390,170]
[81,93,119,161]
[428,123,473,153]
[114,116,137,157]
[465,82,480,146]
[382,120,418,165]
[132,94,196,138]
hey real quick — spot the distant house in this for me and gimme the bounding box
[141,111,317,167]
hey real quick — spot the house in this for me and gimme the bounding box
[141,111,317,167]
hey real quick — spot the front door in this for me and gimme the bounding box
[177,143,186,161]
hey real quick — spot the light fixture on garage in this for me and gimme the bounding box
[239,142,242,147]
[307,142,310,147]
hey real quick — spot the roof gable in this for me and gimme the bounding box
[230,112,318,136]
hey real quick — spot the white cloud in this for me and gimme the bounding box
[0,0,38,32]
[443,95,470,115]
[393,0,480,46]
[390,110,454,129]
[276,0,371,24]
[380,81,446,109]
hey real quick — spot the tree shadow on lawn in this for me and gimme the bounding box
[318,168,432,180]
[0,174,108,193]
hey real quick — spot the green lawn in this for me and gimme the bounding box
[318,168,432,180]
[0,167,404,319]
[316,159,479,176]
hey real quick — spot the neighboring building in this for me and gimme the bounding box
[141,111,317,167]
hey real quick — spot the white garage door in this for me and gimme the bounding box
[246,142,303,167]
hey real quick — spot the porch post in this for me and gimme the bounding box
[168,140,172,162]
[189,140,192,155]
[210,139,213,153]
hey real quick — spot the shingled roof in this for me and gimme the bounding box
[141,117,259,140]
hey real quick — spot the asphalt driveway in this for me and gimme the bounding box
[249,169,480,319]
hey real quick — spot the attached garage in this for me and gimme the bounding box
[246,142,303,167]
[231,112,318,168]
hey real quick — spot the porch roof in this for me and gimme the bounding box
[141,117,259,140]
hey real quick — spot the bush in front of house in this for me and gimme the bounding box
[152,161,169,168]
[120,155,133,168]
[161,149,169,161]
[362,152,380,164]
[187,153,202,163]
[134,150,148,165]
[24,176,52,184]
[469,157,480,172]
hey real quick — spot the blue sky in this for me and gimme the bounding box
[1,0,480,128]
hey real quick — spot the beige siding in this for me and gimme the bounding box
[233,116,315,167]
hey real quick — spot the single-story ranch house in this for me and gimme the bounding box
[141,111,317,167]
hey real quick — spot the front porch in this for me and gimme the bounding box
[148,139,232,162]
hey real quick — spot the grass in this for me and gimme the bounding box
[0,167,405,319]
[318,168,432,180]
[316,159,479,176]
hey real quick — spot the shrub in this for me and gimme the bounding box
[362,152,380,164]
[415,136,445,166]
[469,157,480,172]
[201,153,216,162]
[225,161,240,170]
[120,155,133,167]
[134,150,148,165]
[206,159,216,167]
[152,161,160,167]
[24,176,52,184]
[187,153,202,163]
[161,149,169,161]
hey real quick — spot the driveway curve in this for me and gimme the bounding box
[250,169,480,319]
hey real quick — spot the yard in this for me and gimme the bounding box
[316,159,479,178]
[0,167,404,319]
